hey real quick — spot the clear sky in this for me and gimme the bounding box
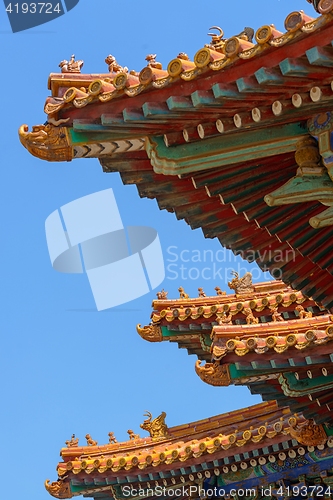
[0,0,312,498]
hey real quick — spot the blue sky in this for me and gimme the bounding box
[0,0,312,498]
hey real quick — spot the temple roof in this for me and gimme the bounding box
[19,2,333,311]
[138,278,324,357]
[137,276,333,423]
[46,401,333,500]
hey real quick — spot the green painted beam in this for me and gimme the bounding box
[212,83,241,100]
[306,46,333,67]
[142,102,169,117]
[166,96,193,110]
[147,123,307,175]
[191,90,216,107]
[265,173,333,207]
[255,67,285,86]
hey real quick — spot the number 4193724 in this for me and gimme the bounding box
[5,3,61,14]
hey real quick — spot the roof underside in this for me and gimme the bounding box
[20,8,333,309]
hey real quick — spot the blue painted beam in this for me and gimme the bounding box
[142,102,169,117]
[306,46,333,67]
[123,108,146,122]
[279,57,330,77]
[166,96,193,110]
[211,83,240,99]
[191,90,216,107]
[255,67,285,85]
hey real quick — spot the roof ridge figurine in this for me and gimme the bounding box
[206,26,225,52]
[228,271,254,295]
[65,434,79,448]
[145,54,162,70]
[140,411,169,441]
[127,429,140,440]
[59,54,83,74]
[105,54,128,74]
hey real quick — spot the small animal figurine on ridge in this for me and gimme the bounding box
[85,434,98,446]
[108,432,117,444]
[178,286,189,299]
[127,429,140,440]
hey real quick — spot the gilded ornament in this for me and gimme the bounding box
[216,310,232,324]
[45,480,73,499]
[139,67,154,85]
[166,53,192,78]
[108,432,117,444]
[167,59,183,77]
[289,419,327,446]
[206,26,225,53]
[113,73,128,90]
[226,339,236,351]
[44,98,65,116]
[152,76,172,88]
[19,124,72,162]
[269,32,297,47]
[307,0,333,13]
[124,85,146,97]
[59,54,83,73]
[140,411,169,441]
[228,271,254,295]
[246,337,257,349]
[145,54,162,69]
[136,324,162,342]
[209,57,232,71]
[73,96,94,108]
[224,38,238,57]
[243,308,259,324]
[212,345,227,359]
[194,48,212,68]
[99,90,120,102]
[156,289,168,300]
[127,430,140,440]
[181,68,201,81]
[195,360,231,386]
[326,325,333,336]
[65,434,79,448]
[178,286,189,299]
[318,0,333,14]
[305,329,316,341]
[266,336,277,348]
[105,54,128,73]
[215,286,226,296]
[255,25,277,44]
[295,305,312,318]
[198,287,206,297]
[284,11,306,32]
[63,87,89,103]
[85,434,98,446]
[286,334,297,346]
[270,305,284,322]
